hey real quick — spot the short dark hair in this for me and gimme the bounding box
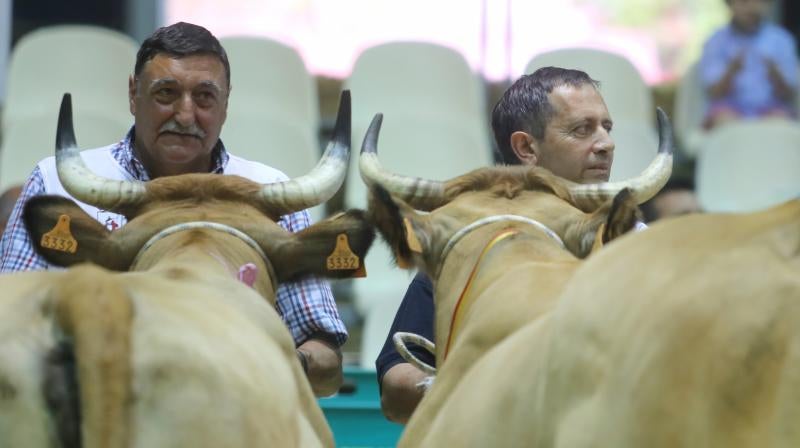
[134,22,230,87]
[491,66,598,165]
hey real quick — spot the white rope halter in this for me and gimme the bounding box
[437,214,565,278]
[393,331,437,375]
[130,221,277,285]
[401,215,565,372]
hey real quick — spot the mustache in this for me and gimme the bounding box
[158,120,206,139]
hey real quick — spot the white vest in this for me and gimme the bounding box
[37,146,290,230]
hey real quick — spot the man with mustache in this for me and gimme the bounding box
[0,22,346,396]
[377,66,620,423]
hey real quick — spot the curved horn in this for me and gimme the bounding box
[359,114,447,211]
[568,107,674,208]
[257,90,351,214]
[56,93,147,211]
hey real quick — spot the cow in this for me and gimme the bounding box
[359,109,674,447]
[403,198,800,447]
[0,92,374,448]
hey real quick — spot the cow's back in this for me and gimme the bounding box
[0,263,331,447]
[538,200,800,447]
[0,270,62,447]
[123,263,330,447]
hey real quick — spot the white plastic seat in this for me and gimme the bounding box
[219,36,320,157]
[3,25,137,133]
[1,25,137,189]
[0,112,125,190]
[525,47,653,125]
[219,36,323,220]
[344,42,492,364]
[673,61,707,158]
[696,119,800,213]
[608,119,659,182]
[346,41,487,123]
[345,42,491,211]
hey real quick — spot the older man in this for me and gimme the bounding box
[0,22,344,396]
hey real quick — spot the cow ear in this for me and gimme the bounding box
[23,195,120,268]
[368,184,432,270]
[601,188,641,243]
[565,188,641,257]
[260,209,376,282]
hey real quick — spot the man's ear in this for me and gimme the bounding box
[23,195,126,269]
[510,131,538,165]
[564,188,641,257]
[255,209,376,282]
[368,184,432,270]
[128,75,137,116]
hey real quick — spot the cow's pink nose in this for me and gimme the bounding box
[237,263,258,288]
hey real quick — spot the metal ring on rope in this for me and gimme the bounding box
[393,331,437,376]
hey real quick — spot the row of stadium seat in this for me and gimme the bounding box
[1,25,799,369]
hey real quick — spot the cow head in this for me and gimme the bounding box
[24,92,374,296]
[362,110,673,276]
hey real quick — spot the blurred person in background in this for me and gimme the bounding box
[640,177,702,223]
[700,0,798,129]
[0,186,22,235]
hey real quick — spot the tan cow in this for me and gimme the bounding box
[410,199,800,447]
[359,110,674,447]
[0,92,374,448]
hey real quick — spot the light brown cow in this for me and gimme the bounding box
[410,199,800,447]
[360,110,674,447]
[0,92,374,448]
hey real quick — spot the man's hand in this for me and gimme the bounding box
[729,50,746,74]
[296,338,343,397]
[765,57,796,101]
[380,363,429,424]
[709,50,746,99]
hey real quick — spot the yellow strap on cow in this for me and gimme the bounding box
[443,228,519,360]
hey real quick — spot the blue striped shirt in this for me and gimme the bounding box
[700,22,799,117]
[0,128,348,346]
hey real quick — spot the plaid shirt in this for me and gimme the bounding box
[0,128,347,346]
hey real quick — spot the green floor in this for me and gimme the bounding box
[318,367,403,448]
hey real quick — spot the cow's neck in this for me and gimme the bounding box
[432,222,580,366]
[132,234,277,304]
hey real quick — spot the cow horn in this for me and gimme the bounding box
[55,93,147,211]
[568,107,674,207]
[359,114,447,211]
[257,90,352,214]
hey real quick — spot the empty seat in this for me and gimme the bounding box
[696,119,800,213]
[1,112,126,190]
[608,119,660,182]
[3,25,137,132]
[672,61,707,158]
[1,25,137,188]
[525,47,653,125]
[343,42,492,364]
[219,36,323,219]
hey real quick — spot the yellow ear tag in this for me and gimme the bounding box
[327,234,363,276]
[41,214,78,254]
[403,218,423,253]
